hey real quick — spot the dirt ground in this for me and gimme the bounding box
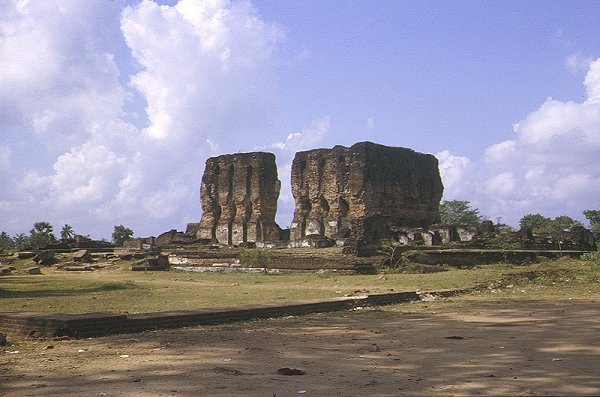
[2,298,600,397]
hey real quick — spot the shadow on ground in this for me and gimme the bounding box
[2,299,600,396]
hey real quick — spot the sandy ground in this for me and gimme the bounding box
[2,298,600,396]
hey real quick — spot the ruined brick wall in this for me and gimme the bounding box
[197,152,281,245]
[290,142,443,242]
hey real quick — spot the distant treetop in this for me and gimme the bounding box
[439,200,482,226]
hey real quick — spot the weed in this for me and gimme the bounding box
[580,251,600,262]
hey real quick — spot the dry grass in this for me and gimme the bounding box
[1,255,599,314]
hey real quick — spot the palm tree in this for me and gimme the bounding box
[29,221,56,248]
[0,231,14,252]
[13,233,30,250]
[60,224,75,240]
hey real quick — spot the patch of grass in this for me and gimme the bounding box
[382,256,600,315]
[2,257,37,271]
[1,257,599,314]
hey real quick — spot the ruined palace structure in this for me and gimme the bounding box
[195,152,281,245]
[290,142,444,243]
[189,142,443,246]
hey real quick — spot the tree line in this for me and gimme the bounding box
[2,204,599,253]
[0,223,134,253]
[440,200,600,245]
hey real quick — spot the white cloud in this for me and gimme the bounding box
[566,53,593,74]
[19,171,51,194]
[551,174,593,201]
[0,0,287,238]
[143,182,192,220]
[271,116,330,153]
[436,150,475,200]
[0,0,140,237]
[513,98,600,152]
[481,57,600,224]
[0,1,127,145]
[49,143,127,208]
[484,140,516,163]
[485,172,516,197]
[585,58,600,104]
[437,57,600,225]
[121,0,284,145]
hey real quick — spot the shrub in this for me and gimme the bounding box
[240,248,273,274]
[581,251,600,262]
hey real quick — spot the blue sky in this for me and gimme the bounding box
[1,0,599,239]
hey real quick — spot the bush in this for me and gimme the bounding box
[581,251,600,262]
[240,248,273,274]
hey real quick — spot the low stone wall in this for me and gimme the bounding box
[402,249,586,267]
[167,249,378,273]
[0,291,429,338]
[0,312,128,338]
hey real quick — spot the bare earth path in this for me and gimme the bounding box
[2,298,600,396]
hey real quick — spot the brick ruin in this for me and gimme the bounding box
[190,152,281,245]
[390,222,596,251]
[179,142,594,251]
[289,142,444,243]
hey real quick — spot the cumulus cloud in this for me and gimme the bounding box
[121,0,284,144]
[585,58,600,104]
[49,144,127,209]
[0,0,127,145]
[480,57,600,223]
[435,150,475,201]
[484,140,516,163]
[437,57,600,225]
[0,0,287,238]
[485,172,516,197]
[0,0,136,236]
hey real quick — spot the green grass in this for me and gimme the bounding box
[1,256,599,314]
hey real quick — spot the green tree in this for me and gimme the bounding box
[551,215,582,232]
[0,231,14,253]
[583,210,600,245]
[60,224,75,240]
[519,213,551,231]
[112,225,134,246]
[519,214,585,250]
[29,221,56,248]
[519,214,581,234]
[13,233,30,251]
[439,200,482,225]
[545,215,583,251]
